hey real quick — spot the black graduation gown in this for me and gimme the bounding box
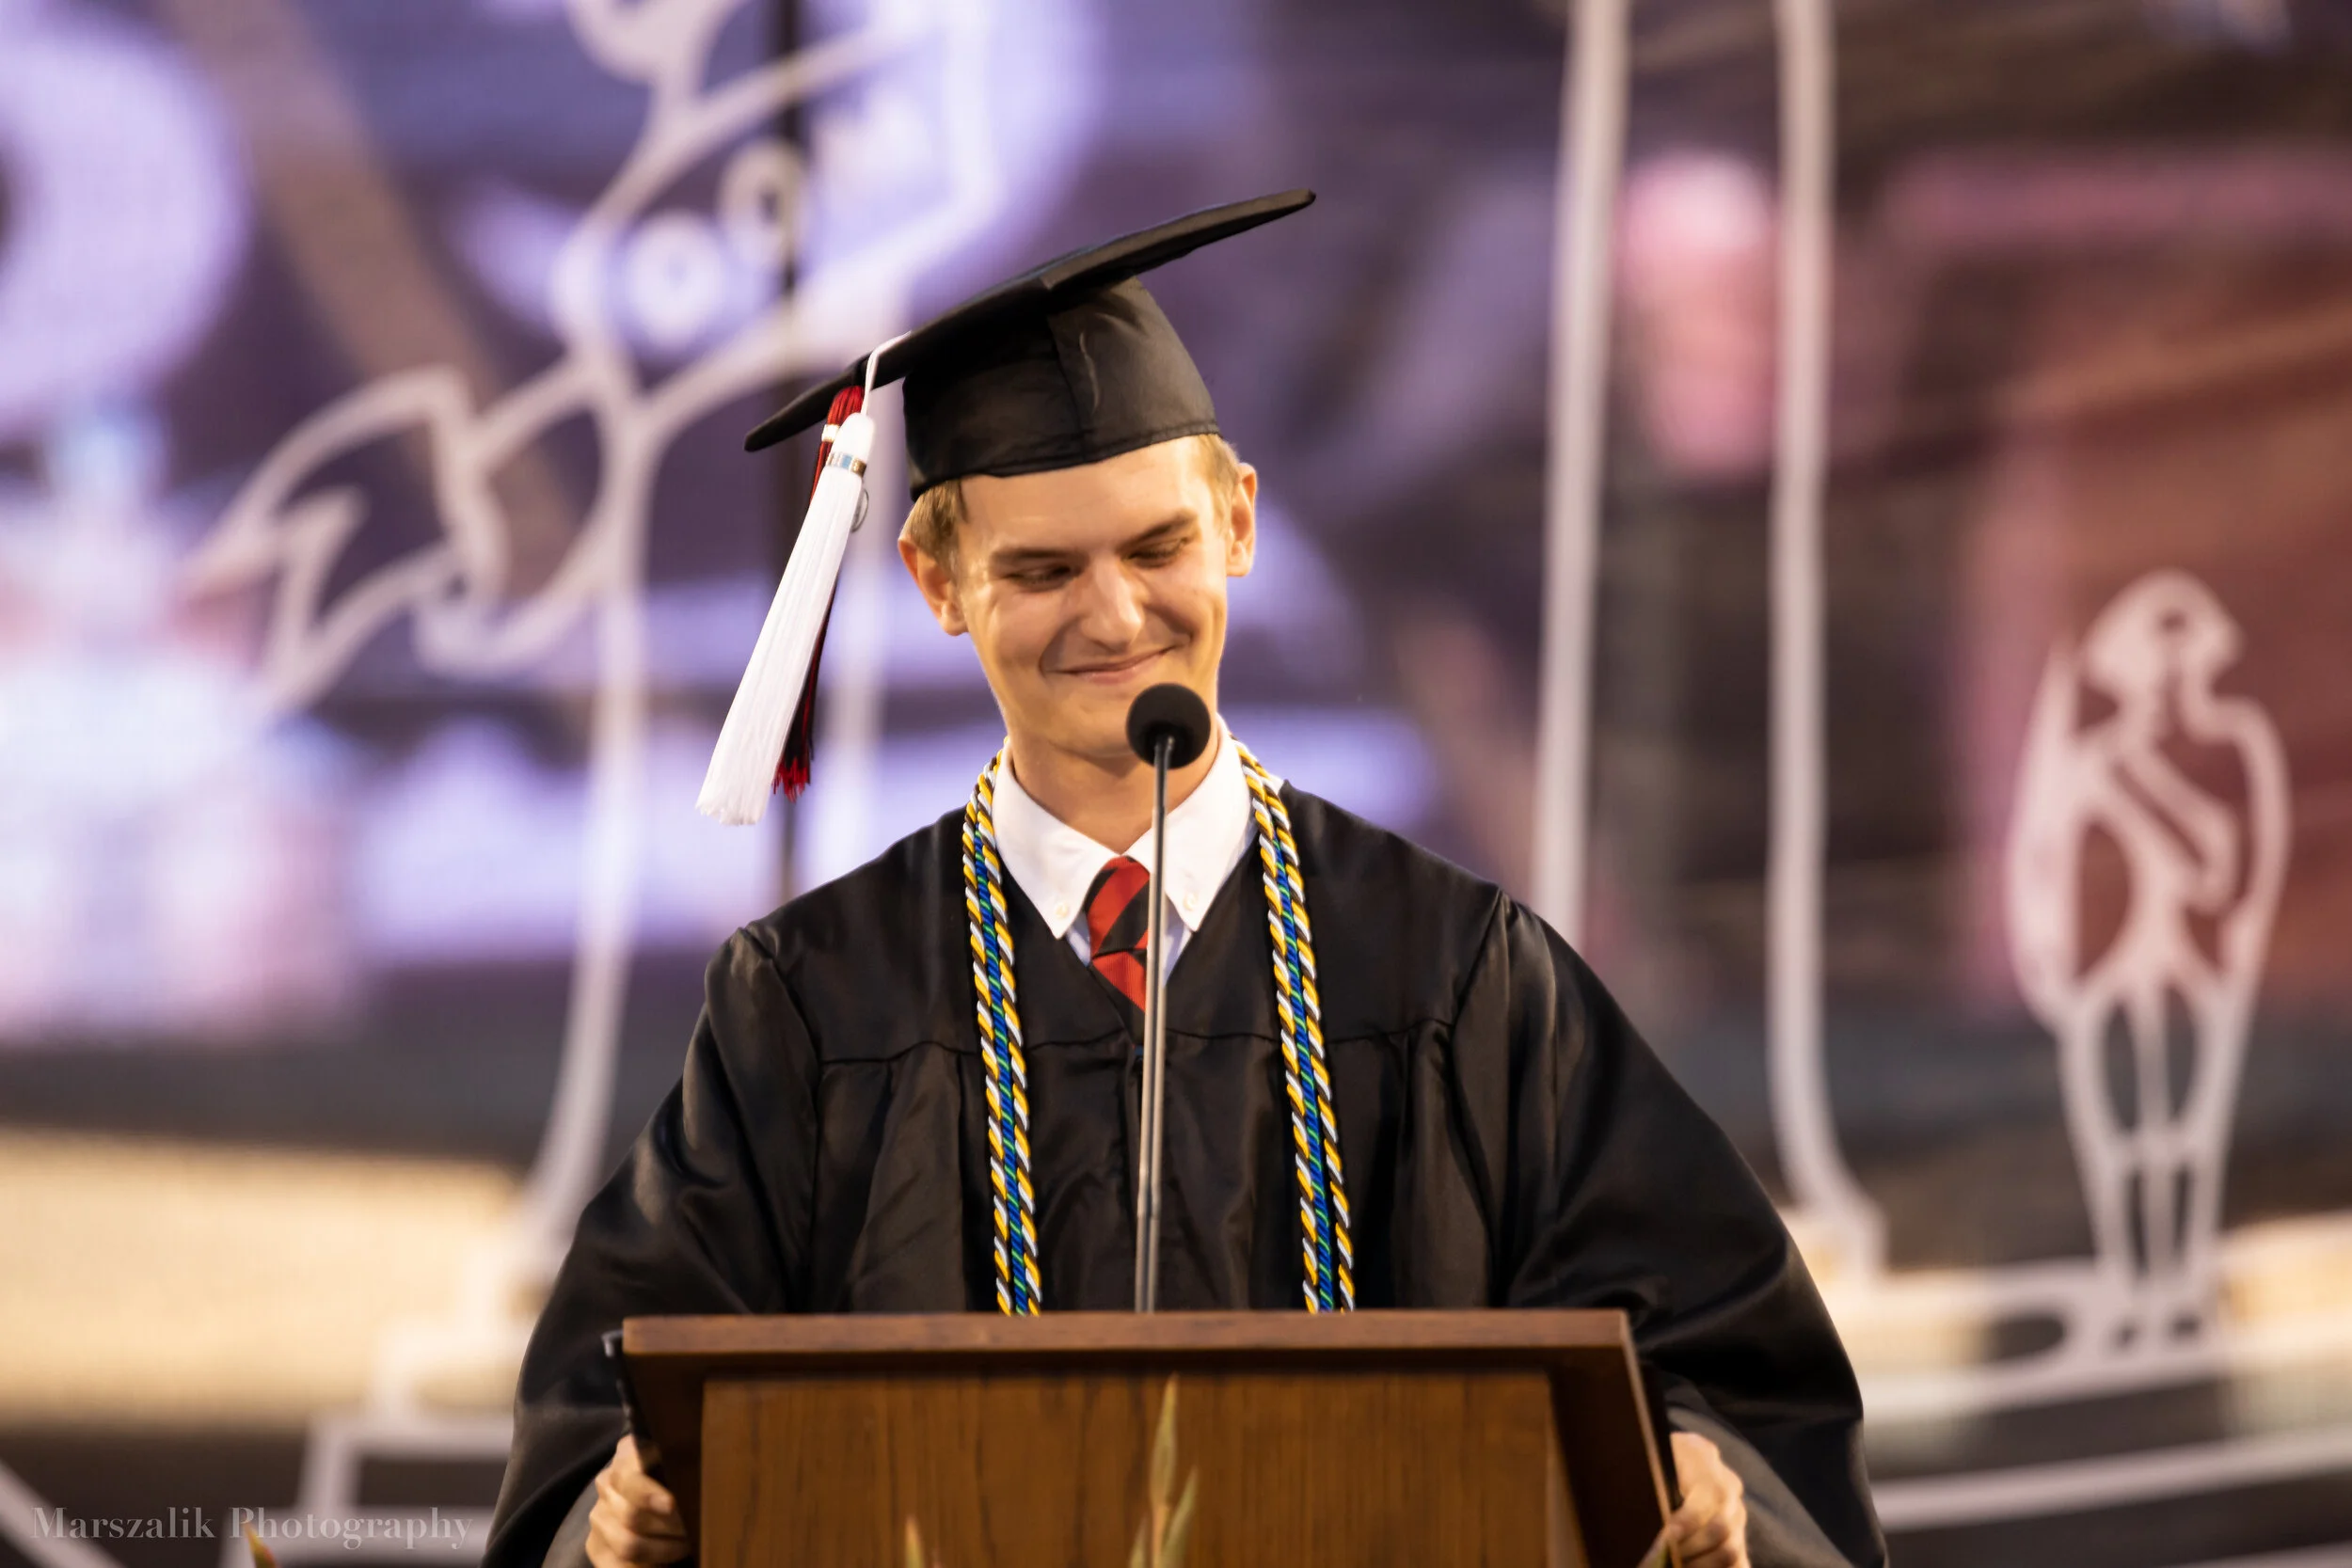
[485,787,1886,1568]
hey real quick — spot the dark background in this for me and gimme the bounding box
[2,1,2348,1564]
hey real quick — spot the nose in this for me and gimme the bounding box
[1069,555,1148,648]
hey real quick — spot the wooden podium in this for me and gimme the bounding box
[623,1310,1675,1568]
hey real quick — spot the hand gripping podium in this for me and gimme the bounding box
[621,1310,1675,1568]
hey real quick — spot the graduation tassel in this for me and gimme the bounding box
[697,385,872,825]
[771,385,866,800]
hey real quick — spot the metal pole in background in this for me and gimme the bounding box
[1532,0,1631,946]
[1767,0,1884,1278]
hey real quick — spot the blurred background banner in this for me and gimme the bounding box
[1,1,2347,1565]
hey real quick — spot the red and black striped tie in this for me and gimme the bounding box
[1083,855,1152,1026]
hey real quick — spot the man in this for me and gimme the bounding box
[485,194,1884,1568]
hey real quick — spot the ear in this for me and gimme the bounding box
[1222,465,1260,578]
[898,532,969,637]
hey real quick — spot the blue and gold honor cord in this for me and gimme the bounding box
[961,755,1045,1314]
[1234,739,1355,1312]
[961,741,1354,1315]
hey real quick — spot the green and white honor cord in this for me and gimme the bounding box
[960,740,1355,1315]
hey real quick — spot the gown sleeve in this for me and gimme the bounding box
[483,926,820,1568]
[1464,896,1886,1568]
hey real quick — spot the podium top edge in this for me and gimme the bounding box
[623,1308,1633,1363]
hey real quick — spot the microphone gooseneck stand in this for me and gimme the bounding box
[1134,729,1172,1314]
[1124,683,1212,1313]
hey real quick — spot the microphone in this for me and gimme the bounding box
[1124,683,1211,1312]
[1126,682,1213,771]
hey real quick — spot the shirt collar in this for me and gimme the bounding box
[991,720,1260,941]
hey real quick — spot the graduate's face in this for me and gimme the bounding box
[899,436,1257,766]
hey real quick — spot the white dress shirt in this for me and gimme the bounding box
[990,721,1265,980]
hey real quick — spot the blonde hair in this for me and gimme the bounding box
[899,433,1243,577]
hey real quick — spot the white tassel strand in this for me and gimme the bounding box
[696,410,877,825]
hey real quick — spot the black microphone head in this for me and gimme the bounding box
[1126,683,1213,768]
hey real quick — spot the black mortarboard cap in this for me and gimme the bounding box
[743,188,1313,495]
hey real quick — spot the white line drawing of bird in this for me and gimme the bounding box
[2007,569,2290,1353]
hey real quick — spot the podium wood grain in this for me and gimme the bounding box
[628,1311,1665,1568]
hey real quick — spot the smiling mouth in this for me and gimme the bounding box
[1057,649,1170,682]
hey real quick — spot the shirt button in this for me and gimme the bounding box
[1053,901,1071,922]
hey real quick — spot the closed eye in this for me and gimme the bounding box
[1127,523,1197,566]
